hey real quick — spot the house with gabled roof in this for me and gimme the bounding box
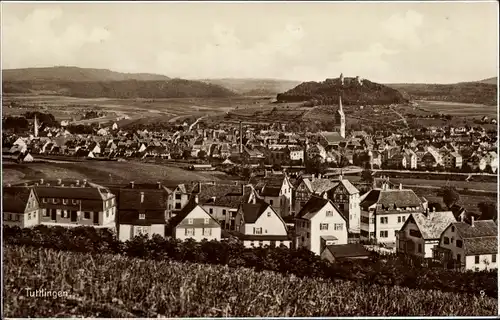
[252,172,294,217]
[396,209,456,258]
[294,175,336,214]
[117,188,168,241]
[295,196,348,255]
[233,202,291,248]
[169,196,222,242]
[321,243,372,263]
[324,178,361,234]
[360,185,424,245]
[3,186,40,228]
[433,218,497,271]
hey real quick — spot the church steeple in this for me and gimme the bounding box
[336,94,345,139]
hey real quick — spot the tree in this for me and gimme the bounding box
[198,150,207,160]
[442,187,460,209]
[428,202,443,212]
[182,149,191,159]
[361,169,374,185]
[305,158,328,175]
[477,202,497,220]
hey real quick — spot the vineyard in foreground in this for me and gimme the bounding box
[4,245,498,317]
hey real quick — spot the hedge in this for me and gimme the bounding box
[3,225,497,298]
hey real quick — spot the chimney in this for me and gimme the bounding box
[399,183,403,190]
[40,178,44,184]
[471,216,475,227]
[194,194,199,204]
[239,121,243,153]
[311,174,315,181]
[83,179,87,186]
[76,179,80,186]
[157,181,162,189]
[57,179,62,185]
[130,181,135,188]
[460,214,465,223]
[140,192,145,203]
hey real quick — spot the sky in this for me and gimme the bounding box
[1,1,498,83]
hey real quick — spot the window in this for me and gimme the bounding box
[326,210,333,217]
[307,232,310,239]
[253,227,262,235]
[185,228,195,236]
[450,237,454,244]
[204,218,209,224]
[188,218,193,225]
[409,229,421,238]
[270,200,274,205]
[380,217,388,224]
[493,254,497,263]
[175,203,181,209]
[380,230,388,238]
[43,209,49,217]
[320,223,329,230]
[139,213,145,220]
[444,237,450,245]
[418,244,422,253]
[62,210,69,218]
[106,210,109,218]
[456,240,463,248]
[84,212,91,219]
[334,223,343,231]
[135,226,148,236]
[370,217,375,224]
[209,208,213,214]
[203,228,212,236]
[475,255,480,264]
[33,212,37,219]
[451,226,455,232]
[175,194,181,200]
[222,210,226,215]
[267,212,271,217]
[43,198,47,203]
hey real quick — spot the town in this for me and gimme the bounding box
[3,80,498,273]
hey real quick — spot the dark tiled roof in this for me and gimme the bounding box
[309,179,338,194]
[325,244,371,259]
[453,220,498,239]
[118,210,166,225]
[35,186,109,200]
[118,189,168,210]
[464,236,498,255]
[240,202,270,223]
[297,196,345,222]
[361,189,422,210]
[261,185,281,197]
[231,231,291,241]
[3,187,32,213]
[191,183,242,204]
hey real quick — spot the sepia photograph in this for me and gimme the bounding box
[1,0,499,318]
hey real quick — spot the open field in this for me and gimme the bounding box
[417,100,498,118]
[2,161,234,185]
[4,245,497,317]
[2,94,272,126]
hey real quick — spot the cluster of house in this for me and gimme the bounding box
[3,114,498,173]
[4,171,497,271]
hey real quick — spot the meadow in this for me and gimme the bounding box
[4,245,497,317]
[416,100,498,118]
[2,161,233,185]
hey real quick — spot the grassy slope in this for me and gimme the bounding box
[4,245,497,317]
[1,161,233,185]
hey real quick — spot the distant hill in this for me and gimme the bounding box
[3,66,171,82]
[276,77,408,105]
[200,78,301,96]
[477,77,497,85]
[2,67,238,98]
[387,81,497,106]
[2,79,237,99]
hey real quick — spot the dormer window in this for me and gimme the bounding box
[63,199,68,205]
[52,198,57,204]
[72,199,78,205]
[139,213,145,220]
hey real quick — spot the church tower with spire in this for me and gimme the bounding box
[336,95,346,138]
